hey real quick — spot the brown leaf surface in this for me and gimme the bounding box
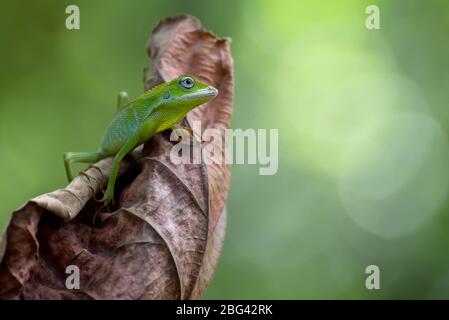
[0,15,233,300]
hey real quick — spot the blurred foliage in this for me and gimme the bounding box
[1,0,449,299]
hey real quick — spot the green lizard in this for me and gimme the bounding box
[63,74,218,204]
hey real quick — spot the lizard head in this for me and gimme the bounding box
[161,74,218,109]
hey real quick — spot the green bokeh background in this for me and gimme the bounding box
[1,0,449,299]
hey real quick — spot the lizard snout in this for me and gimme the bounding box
[207,86,218,97]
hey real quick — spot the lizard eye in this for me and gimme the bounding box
[179,76,195,89]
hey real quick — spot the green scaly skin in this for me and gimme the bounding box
[63,74,218,205]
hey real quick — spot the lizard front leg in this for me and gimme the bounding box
[100,133,139,205]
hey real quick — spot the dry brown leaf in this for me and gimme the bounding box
[0,15,233,300]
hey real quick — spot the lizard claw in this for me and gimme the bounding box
[99,188,115,206]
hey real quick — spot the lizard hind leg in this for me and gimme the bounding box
[117,91,129,110]
[63,151,103,182]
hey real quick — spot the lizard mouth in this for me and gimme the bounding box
[179,86,218,101]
